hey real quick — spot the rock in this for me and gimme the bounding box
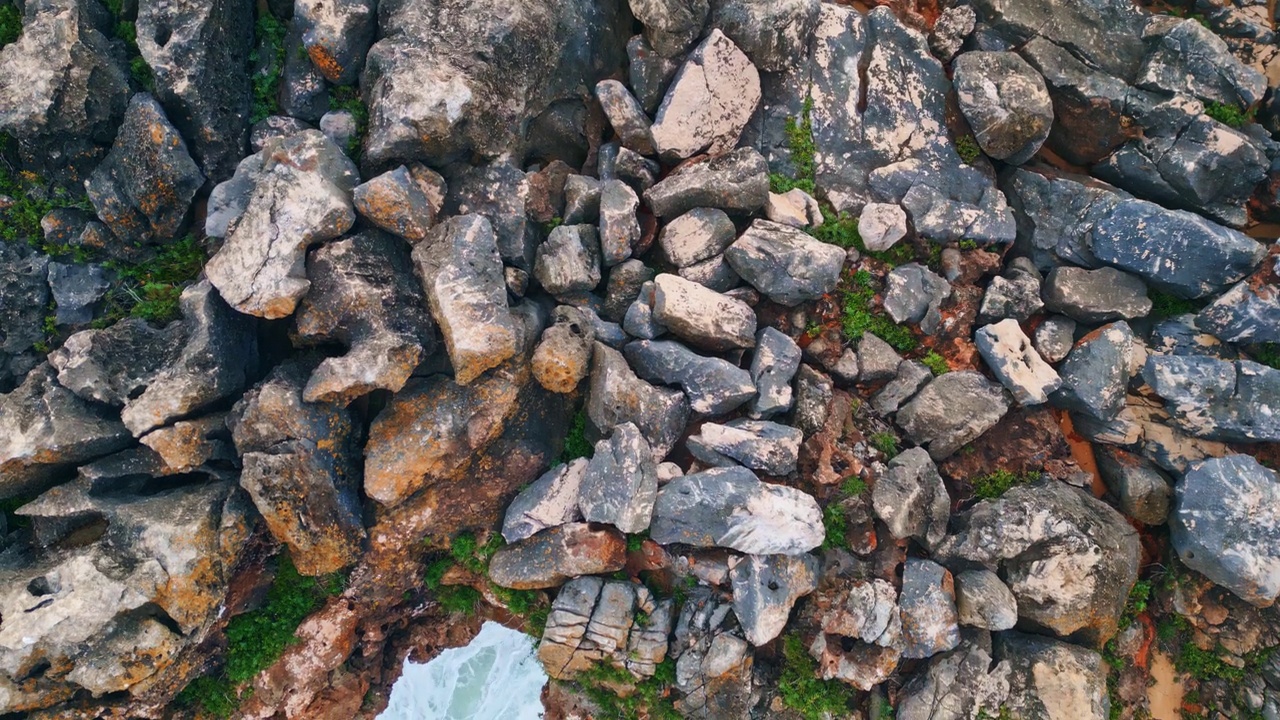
[899,558,960,660]
[764,188,822,228]
[490,523,628,590]
[603,259,655,322]
[294,231,435,404]
[1142,355,1280,442]
[659,208,737,268]
[884,263,951,335]
[137,413,231,474]
[897,372,1010,460]
[623,281,667,340]
[588,343,689,459]
[710,0,818,72]
[651,274,756,352]
[137,0,253,183]
[443,162,536,269]
[230,359,364,575]
[531,307,595,394]
[996,632,1110,720]
[671,588,754,717]
[651,466,824,554]
[858,203,908,252]
[1041,266,1151,323]
[319,110,358,151]
[677,255,740,292]
[650,29,760,162]
[625,339,755,416]
[579,423,659,534]
[857,333,903,383]
[352,166,436,243]
[953,51,1053,165]
[686,419,803,476]
[294,0,376,84]
[979,269,1043,323]
[1170,454,1280,607]
[598,180,641,267]
[540,577,674,680]
[1034,316,1076,364]
[1000,168,1118,270]
[279,18,328,123]
[730,554,818,646]
[564,175,603,224]
[595,79,655,155]
[724,220,845,307]
[791,363,833,436]
[534,224,603,296]
[1135,18,1266,107]
[1095,446,1171,526]
[897,633,1011,720]
[84,94,205,244]
[503,459,587,543]
[46,262,109,326]
[955,570,1018,631]
[361,0,626,165]
[627,35,681,115]
[938,480,1140,647]
[808,578,904,690]
[205,130,358,318]
[928,4,976,61]
[872,360,933,415]
[971,0,1147,80]
[1091,200,1265,299]
[872,448,950,550]
[1196,251,1280,345]
[643,147,770,219]
[412,215,518,385]
[1052,322,1135,422]
[975,319,1062,405]
[629,0,708,57]
[749,327,801,419]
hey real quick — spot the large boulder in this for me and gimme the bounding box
[724,219,845,307]
[709,0,819,72]
[953,51,1053,165]
[1142,355,1280,442]
[649,29,761,163]
[995,631,1110,720]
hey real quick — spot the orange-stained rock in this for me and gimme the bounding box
[489,523,627,590]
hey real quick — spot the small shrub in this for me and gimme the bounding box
[129,56,154,91]
[1204,101,1252,129]
[810,207,861,250]
[970,469,1037,499]
[820,503,847,551]
[869,432,899,458]
[955,135,982,164]
[562,409,592,463]
[921,351,950,376]
[778,634,855,720]
[957,239,978,250]
[97,235,206,326]
[1177,642,1246,683]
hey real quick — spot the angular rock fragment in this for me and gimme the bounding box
[587,343,690,460]
[750,327,801,418]
[765,187,822,228]
[899,558,960,660]
[955,569,1018,631]
[533,224,602,296]
[1042,266,1151,324]
[650,29,760,162]
[603,259,655,322]
[644,147,770,218]
[996,631,1110,720]
[677,254,740,292]
[1052,322,1135,422]
[579,423,659,534]
[443,162,537,269]
[953,51,1053,165]
[595,79,655,155]
[46,262,109,326]
[1142,355,1280,442]
[489,524,627,590]
[858,203,908,252]
[897,372,1010,460]
[659,207,737,268]
[531,306,595,394]
[671,588,754,717]
[872,448,950,550]
[883,263,950,335]
[975,319,1062,405]
[1194,248,1279,344]
[857,333,903,383]
[651,274,756,352]
[539,577,673,680]
[1134,17,1265,107]
[872,360,932,415]
[352,165,436,243]
[725,220,845,307]
[730,553,818,646]
[979,267,1043,323]
[897,633,1011,720]
[710,0,819,72]
[502,459,587,543]
[1095,446,1171,526]
[598,180,641,267]
[625,339,755,416]
[686,419,802,476]
[928,4,976,62]
[809,578,903,690]
[1034,316,1076,364]
[630,0,708,57]
[295,0,376,85]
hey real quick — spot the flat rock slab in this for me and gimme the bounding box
[650,29,760,162]
[489,523,628,590]
[896,371,1010,460]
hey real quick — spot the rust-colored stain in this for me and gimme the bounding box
[1054,409,1105,497]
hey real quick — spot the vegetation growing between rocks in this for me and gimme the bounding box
[969,469,1038,499]
[0,147,93,249]
[250,11,287,124]
[769,95,816,196]
[328,86,369,158]
[955,135,982,164]
[868,431,899,457]
[921,350,950,376]
[841,269,918,352]
[95,235,207,326]
[575,657,681,720]
[1204,101,1253,129]
[1147,288,1205,319]
[561,409,593,463]
[778,634,855,719]
[0,3,20,47]
[424,531,549,636]
[1251,343,1280,370]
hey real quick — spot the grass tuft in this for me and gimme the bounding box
[778,634,855,720]
[249,12,287,124]
[970,469,1038,500]
[921,351,949,376]
[561,409,592,463]
[868,431,899,458]
[1204,101,1253,129]
[327,86,368,158]
[955,135,982,164]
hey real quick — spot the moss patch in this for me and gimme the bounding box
[970,469,1038,500]
[0,154,94,250]
[0,3,22,47]
[576,657,681,720]
[841,269,918,352]
[327,86,368,158]
[96,235,207,327]
[561,409,593,463]
[778,634,855,720]
[769,95,815,195]
[1204,101,1253,129]
[955,135,982,164]
[921,351,949,376]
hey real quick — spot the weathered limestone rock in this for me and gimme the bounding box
[953,51,1053,165]
[859,203,908,252]
[599,180,641,267]
[1095,446,1171,526]
[1035,316,1076,364]
[1052,322,1135,422]
[1195,249,1280,345]
[686,420,802,476]
[730,554,818,646]
[489,524,628,589]
[651,274,757,352]
[650,29,760,162]
[996,631,1110,720]
[725,219,845,307]
[883,263,951,335]
[1134,17,1266,107]
[629,0,708,57]
[872,448,950,550]
[975,319,1062,405]
[764,187,823,228]
[587,343,690,460]
[1142,355,1280,443]
[643,147,770,219]
[955,569,1018,631]
[899,558,960,660]
[534,224,603,296]
[539,577,673,680]
[1041,266,1151,324]
[295,0,376,85]
[750,327,801,418]
[531,306,595,394]
[897,633,1011,720]
[671,588,754,717]
[979,266,1043,324]
[659,208,737,268]
[502,459,588,543]
[710,0,819,72]
[579,423,659,534]
[625,339,756,416]
[896,372,1010,460]
[352,165,437,243]
[809,578,903,690]
[46,262,109,326]
[595,79,655,155]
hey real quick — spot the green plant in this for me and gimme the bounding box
[0,159,93,247]
[103,0,123,16]
[249,12,287,123]
[840,476,866,497]
[921,351,950,376]
[627,531,649,553]
[1177,642,1246,683]
[0,2,22,46]
[970,469,1037,499]
[175,676,238,718]
[543,216,563,234]
[1204,101,1253,129]
[328,85,368,157]
[821,502,847,551]
[1119,580,1151,631]
[778,634,855,720]
[957,239,978,250]
[1251,343,1280,370]
[1148,289,1204,319]
[841,269,918,351]
[562,409,592,463]
[1157,614,1192,642]
[956,135,982,164]
[810,207,861,250]
[576,658,681,720]
[770,96,816,195]
[96,235,207,326]
[129,56,153,91]
[869,432,899,458]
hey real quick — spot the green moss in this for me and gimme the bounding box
[1251,343,1280,370]
[102,0,123,16]
[0,494,33,531]
[249,12,287,124]
[576,658,681,720]
[114,19,136,49]
[1204,101,1253,129]
[1119,580,1151,630]
[770,95,816,195]
[1177,642,1246,683]
[841,269,918,352]
[95,235,206,326]
[543,216,563,234]
[970,469,1037,500]
[921,351,950,376]
[1157,614,1192,642]
[955,135,982,164]
[129,56,153,91]
[0,160,92,247]
[957,239,978,250]
[779,634,855,720]
[562,409,592,463]
[868,432,900,458]
[810,207,861,249]
[627,531,648,553]
[328,86,368,158]
[840,476,866,497]
[1148,289,1204,320]
[0,3,22,47]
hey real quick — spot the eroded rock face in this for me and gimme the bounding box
[671,588,755,718]
[538,576,673,679]
[490,523,628,589]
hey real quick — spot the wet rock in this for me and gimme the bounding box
[84,94,205,244]
[650,29,760,162]
[659,207,737,268]
[1052,322,1135,422]
[725,219,845,307]
[532,306,595,394]
[928,4,976,61]
[625,339,755,416]
[897,633,1011,720]
[46,262,109,326]
[502,459,587,543]
[1170,454,1280,607]
[595,80,655,155]
[534,224,603,296]
[996,631,1110,720]
[651,274,757,352]
[730,554,818,646]
[872,360,932,415]
[205,130,358,318]
[955,569,1018,631]
[953,51,1053,165]
[710,0,819,72]
[749,327,801,419]
[859,203,908,252]
[899,558,960,660]
[979,268,1043,323]
[295,231,435,404]
[412,215,518,385]
[1135,17,1265,107]
[671,588,754,718]
[872,448,950,550]
[443,162,536,269]
[1042,266,1151,324]
[1035,315,1076,364]
[599,180,641,268]
[643,147,770,219]
[295,0,376,85]
[651,466,824,554]
[352,166,436,243]
[490,523,628,590]
[975,319,1062,406]
[809,578,903,690]
[1196,251,1280,345]
[897,371,1010,460]
[857,333,903,383]
[1095,446,1171,526]
[579,423,659,534]
[588,343,689,459]
[938,480,1140,647]
[1142,355,1280,442]
[884,263,951,335]
[686,419,803,476]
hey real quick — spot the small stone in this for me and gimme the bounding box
[730,554,819,646]
[872,360,932,416]
[650,29,761,162]
[651,274,757,352]
[979,270,1043,323]
[899,558,960,660]
[928,4,976,61]
[532,307,595,394]
[884,263,951,335]
[46,262,109,326]
[686,419,803,476]
[580,423,659,534]
[502,459,587,543]
[352,166,436,243]
[1095,446,1172,526]
[857,334,904,383]
[1042,266,1152,324]
[615,146,660,194]
[725,219,846,306]
[644,147,770,219]
[791,364,833,436]
[955,569,1018,631]
[859,203,909,252]
[595,79,655,155]
[1035,316,1076,364]
[489,523,628,590]
[564,175,602,224]
[975,319,1063,405]
[625,339,756,416]
[897,633,1011,720]
[750,327,801,418]
[765,188,822,228]
[677,255,740,292]
[603,259,655,322]
[588,343,691,460]
[872,448,950,550]
[534,224,602,296]
[319,110,359,152]
[599,180,641,267]
[897,371,1011,460]
[659,207,737,268]
[443,162,536,270]
[953,51,1053,165]
[1052,322,1135,422]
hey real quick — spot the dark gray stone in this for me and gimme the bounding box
[625,339,755,416]
[629,0,708,57]
[872,360,932,415]
[564,175,602,224]
[928,4,977,62]
[294,0,376,85]
[686,419,802,476]
[1001,168,1119,271]
[677,255,741,292]
[280,17,329,122]
[883,263,951,335]
[791,363,832,436]
[1196,255,1280,344]
[953,51,1053,165]
[444,162,535,270]
[897,371,1011,460]
[580,423,659,533]
[46,262,109,326]
[709,0,819,72]
[588,342,691,460]
[1052,322,1135,422]
[971,0,1147,80]
[643,147,770,219]
[1095,446,1171,526]
[899,558,960,660]
[897,633,1011,720]
[1135,18,1266,107]
[595,79,655,156]
[627,34,682,115]
[599,180,641,268]
[1034,315,1076,364]
[603,259,655,322]
[533,224,602,296]
[750,327,800,418]
[724,219,846,307]
[979,269,1044,324]
[1142,355,1280,442]
[1042,266,1151,324]
[857,333,903,383]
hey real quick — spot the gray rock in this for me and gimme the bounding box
[412,215,518,385]
[651,274,757,352]
[873,160,1017,245]
[1135,18,1266,107]
[979,270,1043,323]
[1196,259,1280,345]
[628,34,682,115]
[503,459,587,542]
[686,419,803,476]
[724,219,845,307]
[588,342,691,460]
[791,363,832,436]
[859,203,909,252]
[897,633,1011,720]
[975,319,1062,405]
[764,190,820,231]
[643,147,770,219]
[750,327,801,418]
[490,523,627,590]
[1000,167,1119,271]
[540,578,672,679]
[996,631,1110,720]
[580,423,659,533]
[443,162,536,270]
[295,231,435,404]
[623,281,667,340]
[651,466,824,554]
[1052,321,1135,421]
[730,553,818,646]
[1035,315,1076,364]
[897,371,1011,460]
[884,263,951,335]
[294,0,376,85]
[563,174,603,224]
[279,18,328,123]
[1143,355,1280,442]
[1150,314,1236,360]
[710,0,820,72]
[625,339,755,416]
[938,480,1140,647]
[971,0,1147,80]
[955,570,1018,631]
[650,29,760,162]
[671,588,754,718]
[630,0,708,57]
[616,148,661,196]
[953,51,1053,165]
[928,4,977,62]
[1095,446,1171,526]
[599,180,641,267]
[1041,266,1151,324]
[1171,455,1280,607]
[595,79,655,156]
[46,262,109,326]
[857,333,904,383]
[659,207,737,268]
[534,224,602,296]
[319,110,358,151]
[84,94,205,244]
[352,165,436,244]
[899,558,961,660]
[677,255,741,292]
[808,578,904,690]
[872,448,950,550]
[603,259,655,322]
[872,360,933,415]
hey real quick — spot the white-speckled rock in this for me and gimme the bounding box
[650,29,761,162]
